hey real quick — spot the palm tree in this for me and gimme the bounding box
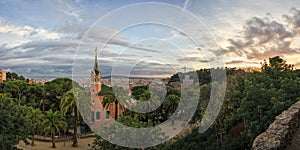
[100,86,127,120]
[43,109,67,148]
[102,94,120,120]
[137,91,161,122]
[27,108,44,146]
[163,94,180,119]
[60,88,90,147]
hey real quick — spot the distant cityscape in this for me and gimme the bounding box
[0,66,261,89]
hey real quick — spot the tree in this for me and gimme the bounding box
[44,78,74,111]
[235,56,300,148]
[261,56,294,79]
[102,94,119,120]
[163,94,180,117]
[43,109,67,148]
[89,115,167,150]
[27,108,44,146]
[0,80,43,108]
[1,81,29,103]
[6,72,26,81]
[154,56,299,149]
[60,88,90,147]
[0,94,31,149]
[131,85,148,100]
[99,86,127,121]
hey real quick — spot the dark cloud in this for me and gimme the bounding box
[225,60,245,64]
[243,17,293,44]
[178,57,199,62]
[1,39,79,64]
[198,59,211,63]
[225,60,260,65]
[129,62,176,75]
[178,56,214,63]
[58,22,161,53]
[19,39,78,50]
[4,65,73,78]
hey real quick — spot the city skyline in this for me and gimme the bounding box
[1,0,300,78]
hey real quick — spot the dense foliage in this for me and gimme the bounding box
[0,56,299,149]
[0,94,31,149]
[0,77,86,148]
[164,56,300,150]
[6,72,25,81]
[90,56,300,150]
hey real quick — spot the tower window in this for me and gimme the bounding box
[106,111,110,120]
[96,111,101,120]
[91,111,95,122]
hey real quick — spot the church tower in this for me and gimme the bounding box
[90,47,102,94]
[89,47,123,126]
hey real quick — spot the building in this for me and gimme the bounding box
[89,48,123,128]
[0,70,6,82]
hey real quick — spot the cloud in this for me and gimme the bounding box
[18,39,78,50]
[222,8,300,60]
[83,28,161,53]
[1,39,79,63]
[225,60,260,65]
[125,61,177,76]
[178,56,215,64]
[178,56,201,62]
[284,8,300,34]
[225,60,245,64]
[58,21,161,53]
[0,19,60,39]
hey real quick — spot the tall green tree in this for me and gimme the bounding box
[60,88,90,147]
[27,108,44,146]
[5,72,25,81]
[102,94,119,120]
[0,81,43,108]
[44,78,74,111]
[163,94,180,117]
[43,109,67,148]
[0,94,31,149]
[235,56,300,148]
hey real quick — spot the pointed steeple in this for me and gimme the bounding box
[94,47,100,75]
[90,47,102,102]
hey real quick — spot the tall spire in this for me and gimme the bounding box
[94,47,100,75]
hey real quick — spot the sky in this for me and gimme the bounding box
[1,0,300,78]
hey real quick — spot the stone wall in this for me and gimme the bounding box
[252,101,300,150]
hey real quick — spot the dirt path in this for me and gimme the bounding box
[17,138,95,150]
